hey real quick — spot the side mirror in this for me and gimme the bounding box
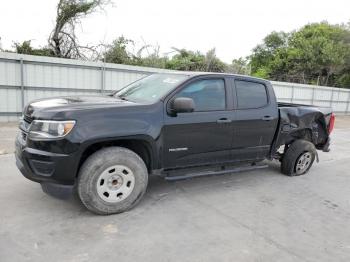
[171,97,195,114]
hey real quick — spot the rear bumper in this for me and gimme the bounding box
[320,137,331,152]
[15,133,78,197]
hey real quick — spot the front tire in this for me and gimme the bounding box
[77,147,148,215]
[281,140,316,176]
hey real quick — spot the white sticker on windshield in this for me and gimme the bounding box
[163,78,180,84]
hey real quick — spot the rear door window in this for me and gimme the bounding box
[235,80,268,109]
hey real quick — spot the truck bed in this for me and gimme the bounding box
[278,102,332,115]
[270,102,333,157]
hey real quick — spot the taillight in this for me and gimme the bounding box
[328,113,335,134]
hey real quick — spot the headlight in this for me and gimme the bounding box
[28,120,76,140]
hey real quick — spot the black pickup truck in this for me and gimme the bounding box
[15,73,335,215]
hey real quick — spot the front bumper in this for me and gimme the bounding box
[15,133,78,198]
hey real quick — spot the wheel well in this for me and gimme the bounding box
[77,139,153,176]
[290,128,313,143]
[280,129,313,155]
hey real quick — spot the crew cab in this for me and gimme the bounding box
[15,73,334,215]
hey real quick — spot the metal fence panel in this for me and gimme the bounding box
[0,52,349,122]
[0,61,21,86]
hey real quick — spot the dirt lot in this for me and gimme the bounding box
[1,116,350,262]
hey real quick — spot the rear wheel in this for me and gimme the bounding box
[77,147,148,215]
[281,140,316,176]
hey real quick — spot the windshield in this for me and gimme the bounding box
[115,73,189,103]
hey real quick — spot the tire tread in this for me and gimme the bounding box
[77,146,148,215]
[281,139,316,176]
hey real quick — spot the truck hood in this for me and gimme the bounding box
[23,95,138,119]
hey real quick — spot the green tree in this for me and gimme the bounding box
[103,37,168,68]
[204,48,227,72]
[165,48,226,72]
[165,48,206,71]
[103,36,133,64]
[250,31,289,81]
[250,22,350,88]
[49,0,110,59]
[129,44,169,68]
[13,40,55,57]
[228,58,250,74]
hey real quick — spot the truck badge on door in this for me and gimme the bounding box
[169,147,188,152]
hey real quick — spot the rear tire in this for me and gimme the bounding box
[281,140,316,176]
[77,147,148,215]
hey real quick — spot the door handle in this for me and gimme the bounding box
[217,118,232,124]
[262,116,274,121]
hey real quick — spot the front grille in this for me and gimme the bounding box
[21,132,27,141]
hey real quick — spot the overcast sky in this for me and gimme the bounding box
[0,0,349,62]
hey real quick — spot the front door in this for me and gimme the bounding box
[162,78,234,169]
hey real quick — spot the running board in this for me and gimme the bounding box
[164,164,268,181]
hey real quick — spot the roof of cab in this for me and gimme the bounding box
[159,71,269,83]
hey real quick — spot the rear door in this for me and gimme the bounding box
[162,76,234,169]
[230,78,279,161]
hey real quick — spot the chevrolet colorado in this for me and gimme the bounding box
[15,73,334,215]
